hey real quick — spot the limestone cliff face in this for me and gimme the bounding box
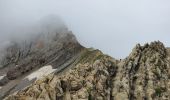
[4,41,170,100]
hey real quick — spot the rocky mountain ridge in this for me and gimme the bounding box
[2,40,170,100]
[0,17,169,99]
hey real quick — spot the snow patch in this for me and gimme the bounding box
[0,74,6,80]
[25,65,57,81]
[0,75,6,90]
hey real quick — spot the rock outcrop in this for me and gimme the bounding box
[112,41,170,100]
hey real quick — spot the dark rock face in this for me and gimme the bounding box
[7,67,21,80]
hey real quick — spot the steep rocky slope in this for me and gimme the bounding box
[4,41,170,100]
[5,48,118,100]
[0,31,84,98]
[0,17,84,99]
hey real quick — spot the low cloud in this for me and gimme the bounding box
[0,0,170,58]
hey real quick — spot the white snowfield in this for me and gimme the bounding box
[25,65,57,81]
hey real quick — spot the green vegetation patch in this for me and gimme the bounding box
[155,87,166,97]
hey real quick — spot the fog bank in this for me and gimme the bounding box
[0,0,170,58]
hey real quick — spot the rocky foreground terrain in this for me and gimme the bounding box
[0,19,170,100]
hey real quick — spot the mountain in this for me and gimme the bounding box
[0,19,170,100]
[0,17,84,99]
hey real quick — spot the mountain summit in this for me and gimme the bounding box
[0,18,170,100]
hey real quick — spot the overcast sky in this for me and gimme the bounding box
[0,0,170,58]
